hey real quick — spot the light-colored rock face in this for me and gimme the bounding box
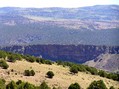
[85,54,119,73]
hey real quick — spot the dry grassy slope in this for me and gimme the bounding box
[0,60,119,89]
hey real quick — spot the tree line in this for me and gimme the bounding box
[56,60,119,81]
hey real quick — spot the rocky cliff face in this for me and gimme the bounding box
[1,45,119,63]
[85,54,119,73]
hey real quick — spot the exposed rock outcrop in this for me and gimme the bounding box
[84,54,119,73]
[0,44,119,63]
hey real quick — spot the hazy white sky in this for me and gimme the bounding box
[0,0,119,8]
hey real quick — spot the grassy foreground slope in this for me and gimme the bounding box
[0,60,119,89]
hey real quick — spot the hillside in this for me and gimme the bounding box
[0,50,119,89]
[0,60,119,89]
[0,5,119,46]
[84,54,119,73]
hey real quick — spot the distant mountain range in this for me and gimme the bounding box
[0,5,119,46]
[0,5,119,21]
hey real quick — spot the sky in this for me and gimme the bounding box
[0,0,119,8]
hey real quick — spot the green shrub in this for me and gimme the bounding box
[31,70,35,76]
[0,60,9,69]
[46,71,54,78]
[110,86,115,89]
[8,55,16,62]
[40,58,46,64]
[6,81,17,89]
[14,54,22,60]
[110,73,118,81]
[16,80,38,89]
[25,55,36,63]
[36,58,41,63]
[16,80,22,85]
[24,70,35,76]
[45,60,52,65]
[0,51,7,59]
[39,81,50,89]
[70,65,78,74]
[24,70,30,76]
[68,83,81,89]
[98,70,107,77]
[77,65,86,72]
[87,80,107,89]
[24,82,36,89]
[0,79,6,89]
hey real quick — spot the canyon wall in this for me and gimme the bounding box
[0,44,119,63]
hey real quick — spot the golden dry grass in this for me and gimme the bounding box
[0,60,119,89]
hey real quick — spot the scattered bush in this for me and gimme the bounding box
[87,80,107,89]
[70,65,78,74]
[39,81,51,89]
[86,67,98,75]
[24,70,30,76]
[110,86,115,89]
[46,71,54,78]
[45,60,52,65]
[23,82,36,89]
[30,70,35,76]
[0,79,6,89]
[6,81,17,89]
[8,55,16,62]
[24,69,35,76]
[16,80,22,85]
[25,55,36,63]
[68,82,81,89]
[0,60,9,69]
[98,70,107,77]
[0,51,7,59]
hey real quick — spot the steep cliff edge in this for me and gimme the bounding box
[0,44,119,63]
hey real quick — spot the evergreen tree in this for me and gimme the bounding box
[6,81,17,89]
[31,70,35,76]
[0,51,7,59]
[87,80,107,89]
[0,60,9,69]
[24,70,30,76]
[24,82,35,89]
[70,65,78,74]
[68,83,81,89]
[0,79,6,89]
[110,86,115,89]
[39,81,50,89]
[46,71,54,78]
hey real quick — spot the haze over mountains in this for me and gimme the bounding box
[0,5,119,46]
[0,5,119,72]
